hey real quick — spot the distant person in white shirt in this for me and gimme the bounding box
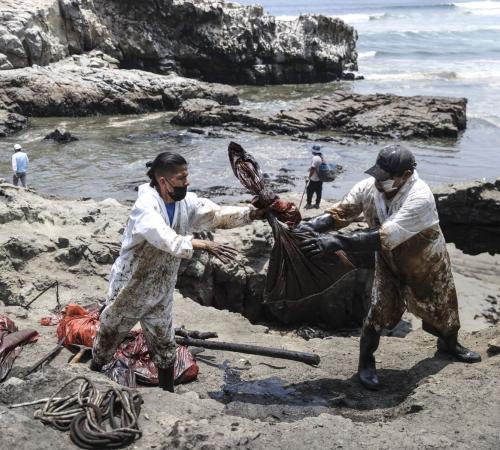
[11,143,29,188]
[305,144,324,209]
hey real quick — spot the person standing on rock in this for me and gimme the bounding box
[297,144,481,390]
[305,144,324,209]
[11,143,29,188]
[91,152,267,392]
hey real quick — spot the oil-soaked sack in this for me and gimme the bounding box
[228,142,354,308]
[228,142,301,227]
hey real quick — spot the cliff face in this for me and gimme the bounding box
[0,0,108,69]
[0,0,358,84]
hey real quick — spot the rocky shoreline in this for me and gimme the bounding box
[1,2,499,449]
[0,0,468,141]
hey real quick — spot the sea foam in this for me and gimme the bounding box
[454,1,500,14]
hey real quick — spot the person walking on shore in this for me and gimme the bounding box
[297,144,481,390]
[11,143,29,188]
[92,152,267,392]
[305,144,324,209]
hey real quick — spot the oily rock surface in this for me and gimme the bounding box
[1,289,499,450]
[0,52,239,119]
[172,92,468,139]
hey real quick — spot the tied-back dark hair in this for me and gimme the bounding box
[146,152,187,188]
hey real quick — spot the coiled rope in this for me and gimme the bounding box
[9,376,143,449]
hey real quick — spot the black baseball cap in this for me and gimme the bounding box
[365,144,416,181]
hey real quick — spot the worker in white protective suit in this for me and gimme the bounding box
[92,152,267,391]
[297,144,481,390]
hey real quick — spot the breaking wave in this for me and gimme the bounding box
[364,68,500,81]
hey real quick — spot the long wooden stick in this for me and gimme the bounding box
[298,179,309,210]
[23,337,66,377]
[175,336,320,366]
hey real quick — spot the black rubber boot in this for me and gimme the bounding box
[358,325,381,390]
[422,321,441,338]
[158,364,175,392]
[437,333,482,363]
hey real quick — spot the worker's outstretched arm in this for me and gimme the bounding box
[300,228,381,259]
[187,194,264,231]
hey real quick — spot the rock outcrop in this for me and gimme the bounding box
[0,52,238,118]
[434,178,500,255]
[0,0,358,85]
[172,92,468,139]
[44,128,78,143]
[0,110,28,137]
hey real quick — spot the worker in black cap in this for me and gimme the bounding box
[297,144,481,390]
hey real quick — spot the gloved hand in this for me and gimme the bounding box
[299,234,344,259]
[294,221,315,234]
[300,229,381,259]
[293,213,335,234]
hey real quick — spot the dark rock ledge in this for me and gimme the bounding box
[171,92,467,140]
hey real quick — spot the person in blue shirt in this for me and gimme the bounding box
[11,143,29,188]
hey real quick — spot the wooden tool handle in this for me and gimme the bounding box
[69,348,86,364]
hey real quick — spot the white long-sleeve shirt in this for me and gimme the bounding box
[12,152,29,173]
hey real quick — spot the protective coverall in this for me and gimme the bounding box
[327,171,460,336]
[93,183,252,369]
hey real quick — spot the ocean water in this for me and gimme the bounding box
[0,0,499,202]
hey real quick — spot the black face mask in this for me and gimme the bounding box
[168,185,187,201]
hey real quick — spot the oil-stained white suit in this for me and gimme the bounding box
[93,183,252,368]
[327,171,460,335]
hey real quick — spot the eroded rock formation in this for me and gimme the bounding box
[172,93,467,139]
[0,184,373,329]
[0,52,239,120]
[0,0,358,84]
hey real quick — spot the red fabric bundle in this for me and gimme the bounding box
[55,304,198,385]
[56,304,99,348]
[114,331,198,385]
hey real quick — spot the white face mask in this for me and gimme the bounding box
[379,179,397,193]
